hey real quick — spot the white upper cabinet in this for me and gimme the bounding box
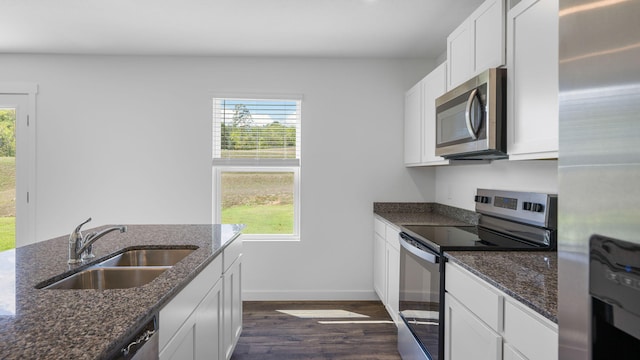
[421,63,448,165]
[404,81,422,165]
[447,23,473,90]
[506,0,559,160]
[447,0,506,89]
[404,62,449,167]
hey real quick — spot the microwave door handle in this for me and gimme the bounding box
[465,88,479,140]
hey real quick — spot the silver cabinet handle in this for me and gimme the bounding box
[465,88,480,140]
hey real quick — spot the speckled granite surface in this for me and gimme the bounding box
[373,202,479,226]
[0,224,243,360]
[374,203,557,323]
[445,251,557,323]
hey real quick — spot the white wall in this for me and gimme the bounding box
[435,160,559,210]
[0,54,436,300]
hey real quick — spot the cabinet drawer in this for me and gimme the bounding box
[160,255,223,350]
[223,237,243,272]
[445,263,503,332]
[374,217,386,237]
[504,300,558,360]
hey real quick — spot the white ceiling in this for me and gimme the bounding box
[1,0,484,58]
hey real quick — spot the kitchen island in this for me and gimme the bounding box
[0,224,243,360]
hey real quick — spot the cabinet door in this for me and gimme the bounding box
[504,344,528,360]
[447,21,473,89]
[223,255,243,360]
[422,62,449,165]
[160,314,197,360]
[373,231,386,302]
[504,300,558,360]
[506,0,559,159]
[404,81,422,166]
[445,294,502,360]
[386,243,400,324]
[196,279,223,360]
[472,0,506,73]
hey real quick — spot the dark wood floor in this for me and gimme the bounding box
[231,301,402,360]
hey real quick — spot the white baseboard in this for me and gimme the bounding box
[242,289,380,301]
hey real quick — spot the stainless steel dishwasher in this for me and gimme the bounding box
[109,315,159,360]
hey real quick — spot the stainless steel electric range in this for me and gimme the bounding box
[397,189,557,360]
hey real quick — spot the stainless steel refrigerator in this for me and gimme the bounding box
[558,0,640,359]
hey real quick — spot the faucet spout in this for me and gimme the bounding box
[68,218,127,264]
[77,226,128,259]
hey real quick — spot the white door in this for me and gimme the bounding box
[0,93,34,248]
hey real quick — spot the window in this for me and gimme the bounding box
[213,97,301,240]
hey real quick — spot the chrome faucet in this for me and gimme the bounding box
[68,217,127,264]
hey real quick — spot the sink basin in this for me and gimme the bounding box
[37,246,199,290]
[42,267,170,290]
[97,248,196,267]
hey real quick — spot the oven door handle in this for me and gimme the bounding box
[400,236,439,264]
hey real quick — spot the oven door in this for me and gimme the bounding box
[398,233,442,360]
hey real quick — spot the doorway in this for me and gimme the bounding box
[0,90,35,249]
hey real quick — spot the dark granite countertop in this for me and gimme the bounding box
[445,251,558,324]
[0,224,243,360]
[374,202,557,324]
[373,202,479,226]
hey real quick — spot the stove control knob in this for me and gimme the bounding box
[523,202,544,212]
[531,203,544,212]
[475,195,490,204]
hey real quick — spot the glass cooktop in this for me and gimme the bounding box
[401,224,548,252]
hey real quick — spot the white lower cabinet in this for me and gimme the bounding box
[445,262,557,360]
[223,253,242,360]
[503,344,527,360]
[386,242,400,324]
[197,280,224,359]
[373,229,386,300]
[159,238,243,360]
[503,300,558,360]
[373,216,400,324]
[445,293,502,360]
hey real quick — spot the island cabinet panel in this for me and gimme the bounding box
[503,344,527,360]
[160,254,223,351]
[160,237,243,360]
[160,279,223,360]
[223,253,243,360]
[197,279,224,359]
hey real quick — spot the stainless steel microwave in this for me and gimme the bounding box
[435,68,507,160]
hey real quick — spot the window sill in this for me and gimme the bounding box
[240,234,300,242]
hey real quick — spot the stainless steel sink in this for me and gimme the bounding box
[42,267,170,290]
[97,248,196,267]
[38,246,198,290]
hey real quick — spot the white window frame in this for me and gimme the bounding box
[0,82,38,247]
[212,94,302,241]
